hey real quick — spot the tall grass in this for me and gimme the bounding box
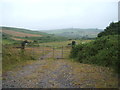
[2,46,37,72]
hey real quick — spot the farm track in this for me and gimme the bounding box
[39,51,63,60]
[2,51,118,88]
[39,52,53,60]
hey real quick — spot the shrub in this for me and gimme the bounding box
[70,44,84,58]
[98,21,120,37]
[70,35,119,73]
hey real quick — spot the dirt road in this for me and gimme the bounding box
[2,51,118,88]
[2,60,118,88]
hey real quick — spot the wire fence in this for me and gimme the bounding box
[3,45,72,60]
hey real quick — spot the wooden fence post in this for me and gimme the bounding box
[53,47,54,59]
[62,46,63,59]
[43,46,44,57]
[32,47,34,57]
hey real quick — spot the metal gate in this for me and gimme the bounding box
[28,45,71,60]
[39,46,71,60]
[3,45,72,60]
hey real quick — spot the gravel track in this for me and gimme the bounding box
[2,60,76,88]
[2,52,118,88]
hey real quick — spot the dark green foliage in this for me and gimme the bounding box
[70,21,119,73]
[70,35,119,73]
[2,33,11,39]
[70,44,84,58]
[98,21,120,37]
[2,33,21,44]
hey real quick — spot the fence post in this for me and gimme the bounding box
[62,46,63,59]
[32,47,34,58]
[53,47,54,59]
[43,45,44,57]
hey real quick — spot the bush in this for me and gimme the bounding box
[98,21,120,37]
[70,35,119,73]
[70,44,84,58]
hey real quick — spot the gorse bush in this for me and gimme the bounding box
[70,35,119,73]
[70,21,119,73]
[70,44,84,59]
[98,21,120,37]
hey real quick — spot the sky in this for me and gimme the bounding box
[0,0,119,30]
[118,1,120,21]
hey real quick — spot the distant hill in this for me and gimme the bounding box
[1,26,68,44]
[1,26,103,44]
[41,28,103,39]
[2,26,47,36]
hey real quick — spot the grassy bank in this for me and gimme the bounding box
[2,46,41,72]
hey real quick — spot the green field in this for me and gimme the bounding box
[38,40,93,47]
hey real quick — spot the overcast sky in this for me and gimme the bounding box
[0,0,119,30]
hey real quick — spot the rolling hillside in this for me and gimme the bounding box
[42,28,103,39]
[2,27,47,36]
[2,30,43,37]
[1,27,68,44]
[1,26,103,44]
[1,27,46,43]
